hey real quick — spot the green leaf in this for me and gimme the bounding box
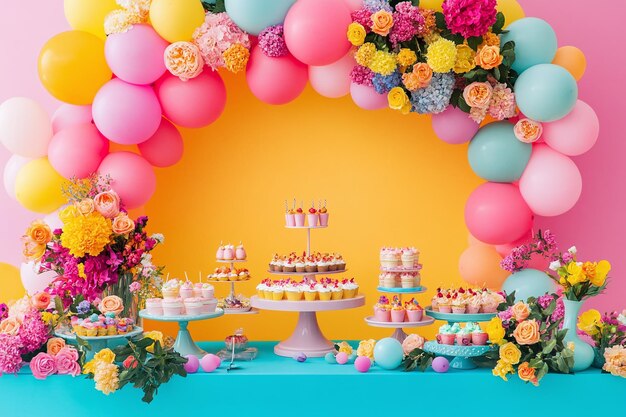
[467,36,483,51]
[493,67,501,81]
[457,95,471,113]
[529,357,543,368]
[542,339,557,355]
[435,12,447,31]
[537,362,549,380]
[492,12,505,34]
[75,335,92,351]
[411,0,420,6]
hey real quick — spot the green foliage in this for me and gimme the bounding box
[491,12,506,35]
[467,36,483,51]
[403,348,435,372]
[202,0,225,13]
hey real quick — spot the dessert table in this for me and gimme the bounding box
[3,341,623,416]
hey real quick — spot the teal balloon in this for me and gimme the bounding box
[501,17,557,74]
[468,122,531,182]
[225,0,297,35]
[502,268,557,302]
[515,64,578,122]
[373,337,403,370]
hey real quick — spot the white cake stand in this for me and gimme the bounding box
[364,316,434,342]
[209,259,258,315]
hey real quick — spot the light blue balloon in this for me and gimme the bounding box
[225,0,297,36]
[373,337,404,370]
[468,122,531,182]
[502,268,557,302]
[515,64,578,122]
[501,17,557,74]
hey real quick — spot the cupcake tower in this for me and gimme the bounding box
[422,322,495,370]
[426,287,504,321]
[209,242,257,314]
[256,278,360,301]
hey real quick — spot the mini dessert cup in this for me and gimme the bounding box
[145,298,163,316]
[162,298,183,316]
[319,213,329,226]
[438,334,455,345]
[337,262,346,271]
[431,300,439,311]
[374,308,391,322]
[286,290,303,301]
[401,278,415,288]
[331,289,343,300]
[438,304,452,313]
[303,291,317,301]
[318,264,329,272]
[391,309,405,323]
[307,213,319,227]
[184,298,204,316]
[263,289,273,299]
[456,333,472,346]
[452,305,466,314]
[482,305,498,313]
[472,332,489,345]
[305,265,317,273]
[283,265,296,273]
[272,290,285,301]
[406,309,423,322]
[295,264,306,273]
[343,288,357,299]
[328,263,338,271]
[180,287,194,299]
[466,305,480,314]
[294,213,305,227]
[269,263,275,272]
[285,213,295,227]
[202,298,218,313]
[318,291,332,301]
[162,287,179,300]
[257,288,265,298]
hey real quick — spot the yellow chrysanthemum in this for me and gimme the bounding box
[355,43,376,67]
[94,362,120,395]
[426,38,457,73]
[396,49,417,67]
[454,44,476,74]
[223,43,250,73]
[347,22,366,46]
[492,359,514,381]
[578,309,602,336]
[368,50,397,75]
[481,32,501,48]
[60,212,112,258]
[77,263,86,279]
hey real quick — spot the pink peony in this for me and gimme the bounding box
[442,0,497,38]
[488,83,516,120]
[351,9,374,32]
[55,346,81,376]
[193,12,250,70]
[29,352,56,380]
[402,333,426,355]
[94,190,121,219]
[350,65,375,86]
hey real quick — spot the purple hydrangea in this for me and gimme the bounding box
[258,25,288,58]
[350,65,374,86]
[77,300,91,315]
[372,70,402,94]
[498,308,513,327]
[364,0,393,12]
[410,72,455,114]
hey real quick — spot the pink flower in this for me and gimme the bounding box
[94,190,121,219]
[389,2,424,47]
[351,9,373,32]
[488,83,516,120]
[193,12,250,70]
[55,346,81,376]
[0,334,23,375]
[129,281,141,293]
[442,0,497,38]
[350,65,374,86]
[123,355,138,369]
[29,352,56,379]
[258,25,288,58]
[402,333,425,355]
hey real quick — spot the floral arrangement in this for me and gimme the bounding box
[578,309,626,358]
[192,12,251,73]
[402,333,435,372]
[500,229,557,272]
[357,339,377,360]
[548,249,610,301]
[603,345,626,378]
[347,0,517,121]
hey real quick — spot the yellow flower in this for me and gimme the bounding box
[94,348,116,364]
[368,50,397,75]
[499,342,522,365]
[77,263,86,279]
[592,260,611,287]
[82,358,96,375]
[94,362,120,395]
[578,309,602,336]
[223,43,250,73]
[485,317,506,345]
[454,44,476,74]
[357,339,376,360]
[337,341,353,355]
[144,330,164,353]
[387,87,410,114]
[492,359,514,381]
[347,22,366,46]
[355,43,376,67]
[59,205,78,223]
[566,262,585,286]
[60,212,112,258]
[426,38,457,73]
[41,312,59,327]
[481,32,500,48]
[396,49,417,67]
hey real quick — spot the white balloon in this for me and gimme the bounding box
[43,206,66,230]
[0,97,52,157]
[20,261,57,296]
[3,154,32,200]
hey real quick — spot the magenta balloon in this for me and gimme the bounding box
[48,123,109,179]
[465,182,534,245]
[432,106,480,144]
[350,82,387,110]
[343,0,364,12]
[309,51,355,98]
[92,78,162,144]
[519,144,582,216]
[543,100,599,156]
[104,24,169,85]
[155,71,226,128]
[246,46,308,105]
[138,118,184,168]
[283,0,352,66]
[51,104,92,133]
[98,151,156,209]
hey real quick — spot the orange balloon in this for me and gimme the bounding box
[552,46,587,81]
[0,263,25,302]
[458,245,509,290]
[467,233,490,247]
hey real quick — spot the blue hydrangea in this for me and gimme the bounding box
[77,300,91,315]
[372,70,402,94]
[363,0,393,12]
[410,72,455,114]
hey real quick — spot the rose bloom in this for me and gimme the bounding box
[357,339,376,360]
[336,341,353,355]
[0,317,21,336]
[499,342,521,365]
[55,346,81,376]
[25,220,52,245]
[112,213,135,235]
[99,296,124,316]
[47,337,66,356]
[347,22,366,46]
[123,355,138,369]
[371,10,394,36]
[475,45,503,70]
[513,319,541,345]
[164,41,204,81]
[402,333,425,355]
[76,198,95,216]
[31,292,51,310]
[511,302,530,322]
[94,191,121,219]
[463,82,493,108]
[22,237,46,261]
[518,362,539,385]
[514,118,543,143]
[30,352,57,380]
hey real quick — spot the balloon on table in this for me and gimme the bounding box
[200,354,220,372]
[283,0,352,66]
[0,97,52,158]
[245,46,308,105]
[350,82,388,110]
[15,158,66,214]
[98,152,156,209]
[500,18,557,74]
[514,64,578,122]
[343,0,364,12]
[432,106,480,145]
[431,356,450,373]
[3,155,31,200]
[543,100,599,156]
[373,337,403,370]
[519,144,582,217]
[155,71,227,128]
[502,268,557,302]
[224,0,297,35]
[458,245,508,289]
[138,118,184,168]
[309,51,355,99]
[184,355,200,373]
[63,0,119,39]
[48,123,109,179]
[20,261,58,296]
[51,104,92,133]
[335,352,349,365]
[38,31,112,105]
[552,46,586,81]
[92,78,162,144]
[0,263,25,301]
[354,356,371,372]
[149,0,206,43]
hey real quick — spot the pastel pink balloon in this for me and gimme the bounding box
[350,82,387,110]
[465,182,534,245]
[3,154,31,200]
[543,100,599,156]
[155,71,226,128]
[519,144,582,216]
[467,233,491,247]
[200,354,221,372]
[138,118,184,168]
[93,78,162,144]
[309,51,355,98]
[184,355,200,373]
[246,46,308,105]
[354,356,371,373]
[48,123,109,179]
[336,352,349,364]
[51,104,92,133]
[105,24,168,85]
[98,151,156,209]
[284,0,352,66]
[21,261,57,296]
[343,0,364,12]
[432,106,480,144]
[495,234,530,257]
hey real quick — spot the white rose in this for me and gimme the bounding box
[549,260,561,271]
[568,246,577,254]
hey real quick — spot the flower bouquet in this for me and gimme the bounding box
[547,247,610,301]
[577,309,626,367]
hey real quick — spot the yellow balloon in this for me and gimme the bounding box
[38,31,112,105]
[552,46,587,81]
[64,0,120,39]
[0,263,25,303]
[15,158,66,214]
[419,0,443,12]
[149,0,206,43]
[497,0,525,26]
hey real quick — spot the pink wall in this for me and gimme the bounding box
[0,1,623,310]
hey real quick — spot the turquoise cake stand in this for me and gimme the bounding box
[425,307,496,323]
[54,327,143,360]
[423,340,495,370]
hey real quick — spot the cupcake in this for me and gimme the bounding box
[330,282,343,300]
[401,273,416,288]
[201,283,215,299]
[401,247,418,268]
[223,244,235,260]
[96,321,107,337]
[105,317,117,336]
[481,292,501,313]
[85,322,98,337]
[328,256,338,271]
[180,281,194,299]
[162,279,180,299]
[117,318,134,334]
[383,272,398,288]
[235,243,247,260]
[319,204,329,226]
[184,297,204,316]
[285,282,303,301]
[390,296,405,322]
[380,248,401,269]
[145,298,163,316]
[341,278,359,299]
[305,258,317,273]
[162,298,184,316]
[374,296,391,322]
[294,207,305,226]
[317,258,329,273]
[466,296,481,314]
[405,298,423,322]
[202,298,218,313]
[283,259,296,273]
[256,280,267,299]
[285,207,296,227]
[237,268,250,281]
[263,281,274,299]
[317,284,332,301]
[271,284,285,301]
[335,255,346,271]
[303,283,318,301]
[451,296,466,314]
[470,322,488,345]
[307,205,319,227]
[437,324,458,345]
[228,272,239,281]
[295,259,306,273]
[193,283,203,298]
[216,244,225,260]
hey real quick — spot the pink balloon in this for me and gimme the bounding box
[3,155,31,200]
[309,51,355,98]
[468,233,491,247]
[98,151,156,209]
[343,0,364,12]
[495,234,530,257]
[93,78,162,144]
[432,106,480,144]
[283,0,352,66]
[138,118,184,168]
[51,104,92,133]
[246,46,308,105]
[21,261,57,296]
[519,144,582,216]
[48,123,109,179]
[350,82,387,110]
[465,182,534,245]
[155,71,226,128]
[543,100,599,156]
[105,24,168,85]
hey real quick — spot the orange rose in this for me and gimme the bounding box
[32,292,51,310]
[371,10,393,36]
[22,237,46,261]
[47,337,66,356]
[99,295,124,316]
[94,191,120,219]
[414,63,433,87]
[518,362,538,385]
[76,198,95,216]
[0,317,21,336]
[112,214,135,235]
[475,45,503,70]
[25,220,52,245]
[513,319,541,345]
[511,302,530,322]
[463,82,493,108]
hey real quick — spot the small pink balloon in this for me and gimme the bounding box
[155,71,226,128]
[343,0,364,12]
[543,100,599,156]
[432,356,449,373]
[184,355,200,373]
[432,106,480,145]
[200,354,221,372]
[350,82,387,110]
[105,24,169,85]
[48,123,109,179]
[3,155,31,200]
[354,356,371,373]
[309,51,355,99]
[51,104,92,133]
[138,118,184,168]
[98,151,156,209]
[284,0,352,66]
[246,46,308,105]
[519,144,582,217]
[93,78,162,144]
[336,352,349,365]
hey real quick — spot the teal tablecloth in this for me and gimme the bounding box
[2,342,625,416]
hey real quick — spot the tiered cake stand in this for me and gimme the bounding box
[55,327,144,360]
[250,224,365,357]
[208,259,258,315]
